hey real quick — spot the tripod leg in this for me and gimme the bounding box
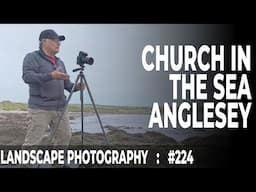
[81,75,109,145]
[80,75,84,145]
[49,74,81,144]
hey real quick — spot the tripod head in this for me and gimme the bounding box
[72,66,85,72]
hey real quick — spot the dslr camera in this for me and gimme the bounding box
[77,51,94,66]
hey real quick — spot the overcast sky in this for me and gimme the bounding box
[0,24,231,106]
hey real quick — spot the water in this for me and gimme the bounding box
[70,114,215,142]
[70,114,149,133]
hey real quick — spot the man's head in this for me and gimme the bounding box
[39,29,65,55]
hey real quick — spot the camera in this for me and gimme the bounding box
[77,51,94,66]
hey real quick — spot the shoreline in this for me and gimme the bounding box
[0,110,234,147]
[0,101,151,115]
[0,111,175,145]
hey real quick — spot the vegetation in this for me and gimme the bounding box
[70,129,177,145]
[0,101,27,111]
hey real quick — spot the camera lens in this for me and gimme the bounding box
[85,57,94,65]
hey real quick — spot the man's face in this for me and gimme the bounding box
[42,38,61,54]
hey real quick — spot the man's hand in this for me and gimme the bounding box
[75,82,86,90]
[51,68,70,80]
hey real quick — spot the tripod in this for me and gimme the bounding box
[51,65,109,145]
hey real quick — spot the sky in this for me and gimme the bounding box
[0,24,231,106]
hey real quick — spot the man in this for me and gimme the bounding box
[22,29,84,146]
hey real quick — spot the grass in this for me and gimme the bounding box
[0,101,28,111]
[0,100,150,114]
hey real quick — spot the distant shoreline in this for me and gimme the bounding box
[0,100,150,114]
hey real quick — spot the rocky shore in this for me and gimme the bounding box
[0,110,236,147]
[0,111,177,145]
